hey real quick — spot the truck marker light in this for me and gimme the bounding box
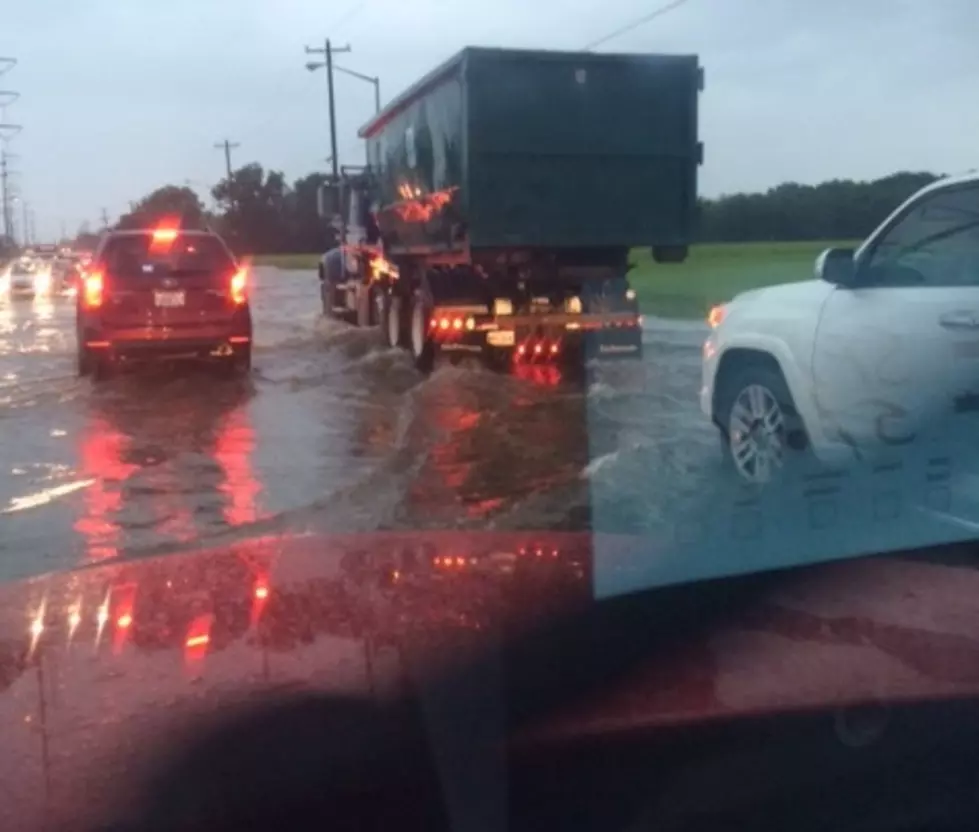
[439,318,450,330]
[465,317,475,331]
[452,318,463,330]
[550,343,559,355]
[534,343,543,355]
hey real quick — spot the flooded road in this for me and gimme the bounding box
[0,268,717,582]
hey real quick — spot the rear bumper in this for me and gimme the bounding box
[81,322,251,362]
[436,313,643,364]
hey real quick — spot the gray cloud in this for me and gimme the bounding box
[2,0,976,239]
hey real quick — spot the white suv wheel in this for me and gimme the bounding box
[727,383,786,484]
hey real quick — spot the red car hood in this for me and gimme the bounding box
[2,531,979,828]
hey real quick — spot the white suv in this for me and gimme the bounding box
[702,172,979,484]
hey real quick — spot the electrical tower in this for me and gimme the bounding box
[1,57,22,247]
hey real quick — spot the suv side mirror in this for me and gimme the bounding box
[815,247,856,287]
[318,183,341,219]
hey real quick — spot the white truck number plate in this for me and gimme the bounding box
[154,290,185,308]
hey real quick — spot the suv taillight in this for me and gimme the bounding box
[230,268,247,305]
[83,271,104,308]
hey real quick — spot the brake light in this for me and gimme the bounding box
[84,271,104,308]
[152,227,178,243]
[230,269,247,305]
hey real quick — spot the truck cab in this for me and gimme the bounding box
[317,171,385,328]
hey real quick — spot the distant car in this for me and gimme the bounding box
[76,226,252,379]
[52,255,83,296]
[1,257,53,298]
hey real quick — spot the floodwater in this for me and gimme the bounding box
[0,268,717,583]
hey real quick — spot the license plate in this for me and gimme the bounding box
[154,290,185,308]
[487,330,515,347]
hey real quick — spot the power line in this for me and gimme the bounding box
[332,1,367,33]
[582,0,694,50]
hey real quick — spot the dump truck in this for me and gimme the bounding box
[318,46,703,371]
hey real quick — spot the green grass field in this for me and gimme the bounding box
[629,240,859,319]
[252,240,860,320]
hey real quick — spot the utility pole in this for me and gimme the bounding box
[305,39,351,179]
[0,149,10,243]
[21,199,28,245]
[100,207,109,231]
[213,138,240,179]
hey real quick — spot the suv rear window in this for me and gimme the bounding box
[101,233,236,278]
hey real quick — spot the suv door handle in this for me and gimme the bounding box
[939,310,979,330]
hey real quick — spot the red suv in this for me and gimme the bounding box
[76,227,252,379]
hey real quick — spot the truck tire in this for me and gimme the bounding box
[409,292,435,373]
[386,295,405,349]
[714,361,809,485]
[371,285,384,327]
[356,282,372,328]
[321,248,344,318]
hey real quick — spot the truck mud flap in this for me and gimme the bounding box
[582,329,643,362]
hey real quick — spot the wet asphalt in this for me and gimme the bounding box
[0,268,719,583]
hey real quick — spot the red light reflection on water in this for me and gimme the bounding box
[213,406,260,526]
[73,417,138,563]
[74,394,260,565]
[512,363,563,387]
[184,612,213,668]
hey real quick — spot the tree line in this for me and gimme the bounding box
[61,166,943,257]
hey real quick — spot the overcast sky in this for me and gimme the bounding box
[2,0,977,240]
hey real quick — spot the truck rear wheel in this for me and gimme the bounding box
[386,295,405,349]
[410,294,434,373]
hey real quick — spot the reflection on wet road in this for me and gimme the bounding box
[0,270,716,581]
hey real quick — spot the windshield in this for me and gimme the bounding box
[2,2,979,830]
